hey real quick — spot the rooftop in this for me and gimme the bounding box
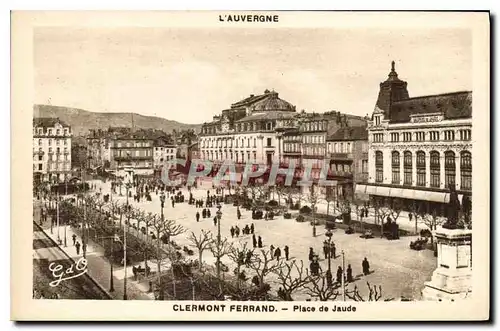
[389,91,472,123]
[327,126,368,141]
[33,117,70,128]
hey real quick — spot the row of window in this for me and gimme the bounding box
[35,147,69,154]
[327,142,353,154]
[114,150,152,157]
[114,141,151,148]
[34,138,69,146]
[201,137,273,148]
[303,135,325,144]
[381,129,472,143]
[303,146,325,156]
[34,128,70,136]
[154,148,175,153]
[202,150,258,163]
[34,153,70,162]
[283,142,301,153]
[301,120,327,132]
[33,163,71,171]
[375,150,471,190]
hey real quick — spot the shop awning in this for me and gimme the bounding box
[401,189,416,199]
[417,191,448,203]
[354,184,367,194]
[389,188,404,198]
[365,185,378,195]
[375,186,391,197]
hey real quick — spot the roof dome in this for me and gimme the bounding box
[251,90,296,112]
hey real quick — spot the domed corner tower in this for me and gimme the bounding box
[373,61,410,120]
[251,89,297,114]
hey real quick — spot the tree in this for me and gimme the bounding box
[303,271,341,301]
[188,230,214,271]
[273,259,310,301]
[324,187,336,217]
[371,198,392,237]
[345,282,391,301]
[419,211,446,245]
[150,214,186,300]
[228,242,252,290]
[301,185,320,237]
[209,236,233,295]
[247,249,279,290]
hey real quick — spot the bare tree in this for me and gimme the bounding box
[301,185,320,237]
[188,230,214,271]
[371,198,392,237]
[228,242,252,290]
[209,236,233,295]
[247,249,279,290]
[273,259,310,301]
[150,214,186,300]
[345,282,390,301]
[303,271,341,301]
[419,211,446,245]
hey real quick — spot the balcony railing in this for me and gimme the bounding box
[329,152,353,160]
[114,155,153,161]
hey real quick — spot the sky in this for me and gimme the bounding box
[34,27,472,124]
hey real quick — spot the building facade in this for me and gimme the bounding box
[199,89,297,171]
[153,137,177,167]
[33,118,72,183]
[110,132,155,176]
[326,126,369,199]
[358,62,472,215]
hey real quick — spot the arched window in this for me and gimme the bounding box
[416,151,426,186]
[461,151,472,190]
[445,151,456,188]
[375,151,383,183]
[404,151,412,185]
[391,151,400,184]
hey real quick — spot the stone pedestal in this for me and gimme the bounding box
[422,228,472,301]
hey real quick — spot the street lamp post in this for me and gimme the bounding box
[123,181,131,300]
[64,179,68,247]
[341,250,346,301]
[216,207,222,281]
[325,229,333,287]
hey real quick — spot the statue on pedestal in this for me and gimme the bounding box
[442,184,464,230]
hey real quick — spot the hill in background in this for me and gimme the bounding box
[33,104,202,137]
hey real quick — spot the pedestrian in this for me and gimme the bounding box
[409,212,413,222]
[235,226,240,237]
[274,247,281,261]
[258,236,263,248]
[213,216,217,226]
[75,241,81,255]
[196,211,200,222]
[284,245,289,260]
[308,247,314,262]
[250,223,254,234]
[362,257,370,276]
[171,197,175,208]
[244,224,250,235]
[207,209,211,218]
[270,245,275,256]
[336,266,343,284]
[237,207,241,220]
[82,242,87,255]
[72,234,76,246]
[346,264,353,283]
[202,208,207,218]
[245,251,253,265]
[323,241,329,259]
[230,226,235,238]
[331,243,336,259]
[252,234,257,248]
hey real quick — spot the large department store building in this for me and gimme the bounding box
[356,62,472,215]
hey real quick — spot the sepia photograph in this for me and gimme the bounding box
[11,11,490,321]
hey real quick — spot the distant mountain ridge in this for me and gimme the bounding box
[33,104,202,137]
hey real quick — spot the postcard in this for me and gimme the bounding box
[11,10,490,321]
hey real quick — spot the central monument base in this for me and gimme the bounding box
[422,228,472,301]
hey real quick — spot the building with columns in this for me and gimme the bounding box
[357,62,472,215]
[199,89,297,172]
[33,117,72,183]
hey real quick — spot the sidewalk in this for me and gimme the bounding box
[34,201,154,300]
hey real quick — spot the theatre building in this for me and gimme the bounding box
[357,62,472,215]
